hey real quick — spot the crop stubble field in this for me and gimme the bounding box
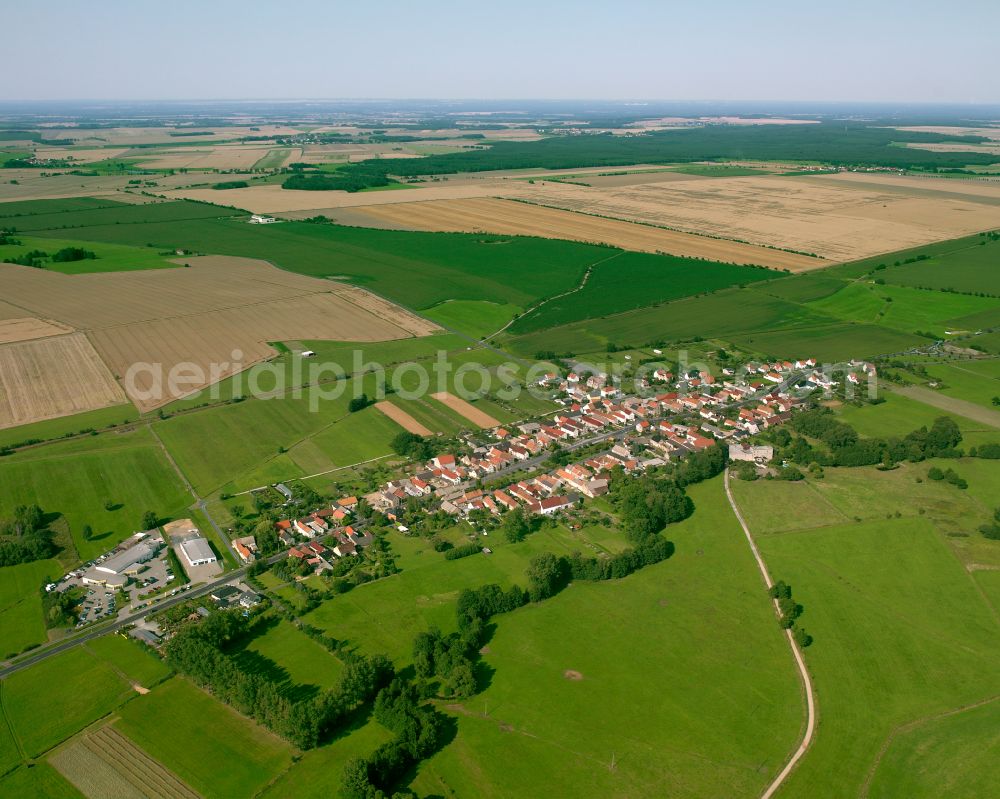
[49,724,199,799]
[0,255,438,414]
[431,390,501,427]
[374,400,432,435]
[346,197,820,270]
[0,333,127,428]
[500,172,1000,261]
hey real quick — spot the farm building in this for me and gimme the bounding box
[179,536,217,567]
[249,214,277,224]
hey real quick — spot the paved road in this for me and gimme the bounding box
[0,554,281,680]
[724,469,816,799]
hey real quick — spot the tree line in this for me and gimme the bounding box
[164,608,394,750]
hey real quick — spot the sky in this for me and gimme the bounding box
[2,0,998,103]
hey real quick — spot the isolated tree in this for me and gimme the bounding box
[82,524,94,542]
[141,510,159,530]
[501,507,530,543]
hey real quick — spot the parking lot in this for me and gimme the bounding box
[54,550,177,627]
[73,585,118,627]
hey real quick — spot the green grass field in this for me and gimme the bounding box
[159,333,470,413]
[854,234,1000,295]
[4,199,239,232]
[115,677,295,799]
[0,559,60,657]
[508,251,772,334]
[3,647,135,757]
[153,388,391,494]
[84,635,173,687]
[0,762,83,798]
[915,359,1000,411]
[0,404,140,450]
[24,208,611,310]
[252,148,293,169]
[751,273,848,303]
[835,392,998,445]
[423,300,521,338]
[259,719,394,799]
[237,619,344,695]
[807,281,999,336]
[0,427,190,560]
[505,287,831,356]
[412,478,802,798]
[0,236,179,273]
[755,516,1000,797]
[867,697,1000,799]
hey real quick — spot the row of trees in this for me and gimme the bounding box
[769,581,812,648]
[781,409,964,468]
[164,608,394,749]
[341,679,449,798]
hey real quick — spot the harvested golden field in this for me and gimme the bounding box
[0,317,74,344]
[0,333,127,429]
[35,146,131,162]
[431,391,500,428]
[131,144,277,170]
[560,170,710,187]
[375,401,431,435]
[41,125,305,146]
[49,723,199,799]
[500,174,1000,261]
[0,300,30,320]
[0,171,198,203]
[348,197,819,270]
[805,171,1000,202]
[0,256,437,410]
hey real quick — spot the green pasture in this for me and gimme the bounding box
[115,677,295,799]
[424,300,521,338]
[508,251,772,334]
[0,559,60,657]
[0,235,179,273]
[237,619,345,695]
[759,517,1000,797]
[0,427,190,560]
[3,647,134,757]
[868,698,1000,799]
[412,478,802,798]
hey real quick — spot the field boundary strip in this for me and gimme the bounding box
[724,469,816,798]
[374,401,433,435]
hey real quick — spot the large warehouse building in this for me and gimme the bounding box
[179,536,217,568]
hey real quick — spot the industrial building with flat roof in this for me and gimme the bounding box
[179,536,217,567]
[82,537,161,587]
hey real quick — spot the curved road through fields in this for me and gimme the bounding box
[724,469,816,799]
